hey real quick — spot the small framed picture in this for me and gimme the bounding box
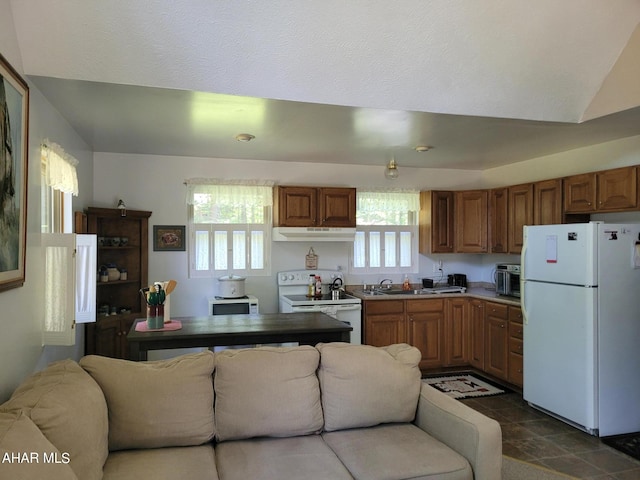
[153,225,186,251]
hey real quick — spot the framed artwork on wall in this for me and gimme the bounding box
[153,225,186,251]
[0,53,29,293]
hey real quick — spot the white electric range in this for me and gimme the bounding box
[278,269,362,344]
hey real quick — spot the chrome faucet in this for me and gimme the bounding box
[379,278,393,289]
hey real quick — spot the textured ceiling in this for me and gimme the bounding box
[8,0,640,169]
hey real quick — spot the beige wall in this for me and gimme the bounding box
[0,0,93,402]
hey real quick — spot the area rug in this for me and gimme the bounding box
[423,374,505,399]
[602,432,640,461]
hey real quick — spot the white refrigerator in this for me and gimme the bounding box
[522,222,640,437]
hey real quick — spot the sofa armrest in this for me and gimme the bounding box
[413,383,502,480]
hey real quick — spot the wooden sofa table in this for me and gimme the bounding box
[127,312,352,360]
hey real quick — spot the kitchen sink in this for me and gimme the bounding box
[357,290,387,296]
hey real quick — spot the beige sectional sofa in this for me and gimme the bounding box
[0,343,502,479]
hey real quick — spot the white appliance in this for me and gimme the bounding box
[208,295,259,316]
[522,222,640,436]
[278,269,362,344]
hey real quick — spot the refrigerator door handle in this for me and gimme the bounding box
[521,280,529,325]
[521,237,528,324]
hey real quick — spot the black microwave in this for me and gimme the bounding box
[495,264,521,298]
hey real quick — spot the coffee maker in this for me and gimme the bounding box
[447,273,467,288]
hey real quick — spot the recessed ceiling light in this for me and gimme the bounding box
[414,145,432,152]
[235,133,255,142]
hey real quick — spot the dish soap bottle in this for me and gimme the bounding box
[308,275,315,297]
[402,275,411,291]
[315,275,322,297]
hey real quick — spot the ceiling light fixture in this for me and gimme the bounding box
[414,145,432,153]
[235,133,255,142]
[384,158,399,180]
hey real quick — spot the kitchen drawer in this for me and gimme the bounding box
[508,352,523,386]
[509,337,523,355]
[509,322,523,340]
[364,300,404,315]
[485,301,508,319]
[406,298,444,313]
[508,306,523,324]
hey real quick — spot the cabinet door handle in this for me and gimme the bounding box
[500,323,505,328]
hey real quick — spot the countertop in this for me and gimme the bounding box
[347,284,521,306]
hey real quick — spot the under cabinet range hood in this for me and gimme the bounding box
[272,227,356,242]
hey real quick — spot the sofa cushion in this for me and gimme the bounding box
[80,351,215,451]
[322,423,473,480]
[317,342,422,431]
[103,445,219,480]
[214,346,323,441]
[0,359,108,480]
[0,410,79,480]
[216,435,354,480]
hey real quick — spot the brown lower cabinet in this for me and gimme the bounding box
[363,297,523,388]
[407,299,445,369]
[86,314,137,359]
[484,302,509,380]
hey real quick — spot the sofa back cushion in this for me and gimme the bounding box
[317,342,422,431]
[80,351,215,451]
[0,359,108,480]
[0,410,79,480]
[214,346,323,441]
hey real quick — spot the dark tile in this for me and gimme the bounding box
[501,422,539,441]
[610,469,640,479]
[539,454,607,478]
[467,395,515,410]
[548,431,606,454]
[576,449,640,474]
[509,436,570,459]
[520,418,577,437]
[498,405,546,423]
[502,441,535,461]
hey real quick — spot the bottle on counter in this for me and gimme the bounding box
[308,275,315,297]
[315,275,322,297]
[402,275,411,291]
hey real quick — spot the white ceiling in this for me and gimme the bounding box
[8,1,640,170]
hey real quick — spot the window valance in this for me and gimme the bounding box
[41,140,79,196]
[356,189,420,214]
[185,178,274,206]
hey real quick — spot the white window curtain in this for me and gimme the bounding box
[356,189,420,217]
[186,178,274,277]
[41,140,79,196]
[186,179,273,208]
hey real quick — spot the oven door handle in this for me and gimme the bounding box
[293,305,325,312]
[334,304,362,311]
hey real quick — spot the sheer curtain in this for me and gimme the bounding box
[356,189,420,222]
[41,140,79,196]
[186,179,273,208]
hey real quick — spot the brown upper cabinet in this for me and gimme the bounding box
[419,191,455,254]
[420,190,488,254]
[273,186,356,227]
[508,183,533,254]
[454,190,488,253]
[489,188,508,253]
[564,167,638,214]
[533,178,563,225]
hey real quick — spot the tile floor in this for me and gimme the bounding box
[461,392,640,479]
